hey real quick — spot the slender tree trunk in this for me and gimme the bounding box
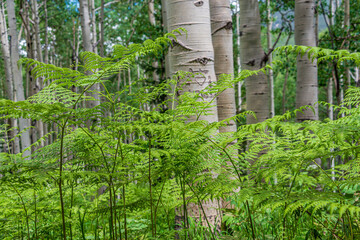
[7,0,31,157]
[240,0,269,124]
[161,0,170,83]
[44,0,49,64]
[32,0,45,147]
[100,0,105,57]
[80,0,93,53]
[236,0,242,112]
[266,0,275,117]
[90,0,98,54]
[79,0,100,108]
[166,0,221,230]
[328,77,334,120]
[344,0,350,96]
[295,0,318,121]
[0,2,16,154]
[210,0,237,132]
[0,2,13,101]
[148,0,159,84]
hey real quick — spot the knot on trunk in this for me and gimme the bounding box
[193,1,204,7]
[191,57,213,65]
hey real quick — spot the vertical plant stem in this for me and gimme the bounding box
[122,185,128,240]
[154,175,167,236]
[59,125,67,240]
[11,185,30,240]
[69,183,74,240]
[180,176,188,235]
[148,136,155,238]
[187,183,216,240]
[113,186,118,240]
[34,190,38,239]
[109,180,115,240]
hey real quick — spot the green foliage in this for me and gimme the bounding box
[2,34,360,240]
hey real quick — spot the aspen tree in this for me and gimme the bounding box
[166,0,221,229]
[295,0,318,121]
[240,0,269,124]
[210,0,236,133]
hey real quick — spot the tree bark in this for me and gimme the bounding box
[266,0,275,118]
[44,0,49,64]
[295,0,318,121]
[7,0,31,157]
[166,0,220,229]
[79,0,93,52]
[0,2,13,101]
[148,0,159,84]
[90,0,98,54]
[210,0,237,133]
[236,0,242,112]
[100,0,105,57]
[79,0,100,108]
[240,0,269,124]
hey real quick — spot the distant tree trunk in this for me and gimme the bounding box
[148,0,159,84]
[80,0,93,52]
[161,0,170,81]
[100,0,105,57]
[266,0,275,117]
[0,2,13,101]
[79,0,100,108]
[90,0,98,54]
[32,0,42,63]
[166,0,221,230]
[7,0,31,156]
[240,0,269,124]
[44,0,49,64]
[344,0,350,98]
[328,77,334,120]
[32,0,45,147]
[236,0,242,112]
[295,0,318,121]
[0,2,16,154]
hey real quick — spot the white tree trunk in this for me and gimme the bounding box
[90,0,98,54]
[79,0,100,108]
[236,0,242,112]
[240,0,269,124]
[0,2,13,100]
[148,0,159,84]
[7,0,31,157]
[210,0,237,133]
[80,0,93,52]
[266,0,274,118]
[166,0,220,229]
[295,0,318,121]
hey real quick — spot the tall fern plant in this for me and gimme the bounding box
[0,30,260,239]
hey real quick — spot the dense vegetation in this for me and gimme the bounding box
[1,0,360,239]
[0,32,360,239]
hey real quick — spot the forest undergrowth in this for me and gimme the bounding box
[1,33,360,239]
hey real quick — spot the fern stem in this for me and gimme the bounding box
[109,180,115,240]
[148,136,155,238]
[11,184,30,240]
[122,185,128,240]
[154,174,167,236]
[113,186,118,240]
[187,183,217,240]
[198,130,257,239]
[59,124,67,240]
